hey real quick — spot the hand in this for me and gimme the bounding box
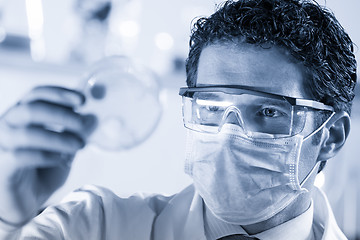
[0,86,97,225]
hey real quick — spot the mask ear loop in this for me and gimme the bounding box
[300,111,335,187]
[300,160,322,187]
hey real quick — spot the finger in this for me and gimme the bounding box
[21,86,85,108]
[4,101,97,135]
[0,126,85,154]
[12,149,74,168]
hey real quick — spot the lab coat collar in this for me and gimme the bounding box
[181,190,206,240]
[312,187,347,239]
[152,185,207,240]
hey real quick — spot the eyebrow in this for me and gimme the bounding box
[248,97,289,108]
[195,92,223,100]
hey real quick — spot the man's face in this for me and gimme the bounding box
[196,42,324,190]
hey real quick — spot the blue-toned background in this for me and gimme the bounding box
[0,0,358,239]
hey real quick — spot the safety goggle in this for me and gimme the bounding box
[179,85,334,138]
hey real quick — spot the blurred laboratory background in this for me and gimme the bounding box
[0,0,359,239]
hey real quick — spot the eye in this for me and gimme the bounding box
[205,105,220,112]
[257,107,284,117]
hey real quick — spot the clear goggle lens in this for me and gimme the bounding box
[182,91,308,138]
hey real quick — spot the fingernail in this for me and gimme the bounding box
[62,91,85,107]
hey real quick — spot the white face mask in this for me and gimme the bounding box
[185,123,323,225]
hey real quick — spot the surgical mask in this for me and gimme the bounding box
[185,122,327,225]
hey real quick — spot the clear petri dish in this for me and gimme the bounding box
[79,55,163,151]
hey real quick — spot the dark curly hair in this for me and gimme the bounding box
[185,0,357,114]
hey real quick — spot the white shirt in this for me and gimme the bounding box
[204,200,315,240]
[0,185,347,240]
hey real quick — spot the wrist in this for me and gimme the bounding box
[0,215,27,231]
[0,217,22,240]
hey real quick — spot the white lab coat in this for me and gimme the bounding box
[0,184,347,240]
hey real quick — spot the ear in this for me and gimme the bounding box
[318,111,351,161]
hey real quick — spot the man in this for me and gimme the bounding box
[0,0,356,239]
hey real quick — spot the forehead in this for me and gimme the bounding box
[196,42,309,99]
